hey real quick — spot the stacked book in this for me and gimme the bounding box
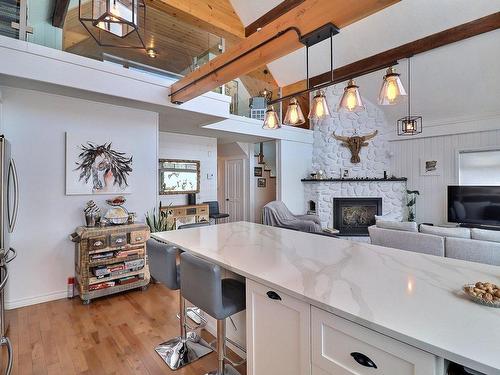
[92,259,145,279]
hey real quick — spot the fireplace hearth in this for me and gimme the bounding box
[333,198,382,236]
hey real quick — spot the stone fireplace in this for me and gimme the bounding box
[333,197,382,236]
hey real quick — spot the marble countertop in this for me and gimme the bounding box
[152,222,500,374]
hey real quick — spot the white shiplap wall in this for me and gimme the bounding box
[390,130,500,224]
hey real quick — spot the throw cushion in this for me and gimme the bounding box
[471,228,500,243]
[376,220,418,232]
[419,224,471,239]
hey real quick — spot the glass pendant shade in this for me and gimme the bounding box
[283,98,306,126]
[308,90,331,120]
[262,106,281,130]
[338,80,364,112]
[378,67,407,105]
[79,0,146,49]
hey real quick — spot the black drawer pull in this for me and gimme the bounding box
[351,352,377,369]
[266,291,282,300]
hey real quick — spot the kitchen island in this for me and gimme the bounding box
[152,221,500,375]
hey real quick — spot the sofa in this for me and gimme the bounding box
[368,221,500,266]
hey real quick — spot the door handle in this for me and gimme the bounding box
[266,291,282,301]
[7,159,19,233]
[225,198,229,201]
[5,248,16,264]
[350,352,377,369]
[0,265,9,292]
[0,336,13,375]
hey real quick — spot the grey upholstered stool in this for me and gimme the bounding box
[147,239,212,370]
[180,252,246,375]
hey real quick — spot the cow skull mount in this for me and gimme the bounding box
[332,130,378,164]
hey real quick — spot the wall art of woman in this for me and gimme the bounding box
[75,142,133,193]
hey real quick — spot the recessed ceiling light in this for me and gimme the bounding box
[146,48,158,58]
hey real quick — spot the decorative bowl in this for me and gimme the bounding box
[104,206,129,225]
[463,283,500,308]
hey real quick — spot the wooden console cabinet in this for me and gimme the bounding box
[161,203,209,229]
[71,223,150,304]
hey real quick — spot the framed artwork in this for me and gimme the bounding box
[420,158,441,176]
[257,178,266,188]
[159,159,200,195]
[254,167,263,177]
[66,132,133,195]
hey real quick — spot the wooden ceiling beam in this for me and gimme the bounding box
[145,0,245,45]
[52,0,71,28]
[307,12,500,87]
[170,0,400,104]
[245,0,305,37]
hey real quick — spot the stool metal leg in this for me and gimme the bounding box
[205,319,240,375]
[155,296,213,370]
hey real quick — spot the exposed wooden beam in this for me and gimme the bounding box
[245,0,305,37]
[52,0,71,28]
[170,0,399,103]
[145,0,245,45]
[309,12,500,87]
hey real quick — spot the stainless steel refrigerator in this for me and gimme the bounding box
[0,136,19,375]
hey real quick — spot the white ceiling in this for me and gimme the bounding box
[230,0,500,126]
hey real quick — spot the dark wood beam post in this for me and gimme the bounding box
[52,0,71,28]
[245,0,305,37]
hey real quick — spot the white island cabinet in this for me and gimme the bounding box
[246,279,311,375]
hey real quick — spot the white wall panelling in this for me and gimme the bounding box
[158,132,218,207]
[2,86,158,308]
[390,129,500,224]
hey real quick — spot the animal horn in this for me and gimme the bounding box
[361,130,378,141]
[332,132,350,142]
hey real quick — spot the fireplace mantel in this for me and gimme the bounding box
[301,177,407,182]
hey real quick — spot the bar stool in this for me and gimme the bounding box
[180,252,246,375]
[147,239,212,370]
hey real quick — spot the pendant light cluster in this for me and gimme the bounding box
[262,24,421,136]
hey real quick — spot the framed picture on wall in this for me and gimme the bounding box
[254,167,263,177]
[420,158,441,176]
[66,132,133,195]
[257,178,266,188]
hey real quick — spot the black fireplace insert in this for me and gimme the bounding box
[333,197,382,236]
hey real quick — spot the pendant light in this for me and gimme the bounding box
[397,58,422,136]
[79,0,146,50]
[262,106,281,129]
[338,79,364,112]
[283,97,306,126]
[308,90,331,120]
[379,67,407,105]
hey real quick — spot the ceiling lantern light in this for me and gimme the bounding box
[308,90,331,120]
[79,0,146,49]
[338,79,364,112]
[397,58,423,136]
[283,97,306,126]
[378,67,407,105]
[262,106,281,130]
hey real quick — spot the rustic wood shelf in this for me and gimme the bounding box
[71,223,151,304]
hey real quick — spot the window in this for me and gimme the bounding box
[458,149,500,185]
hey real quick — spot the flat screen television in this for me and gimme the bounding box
[448,186,500,226]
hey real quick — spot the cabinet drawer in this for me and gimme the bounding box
[88,236,107,251]
[173,209,184,217]
[198,206,208,214]
[110,233,127,247]
[130,230,148,244]
[312,307,441,375]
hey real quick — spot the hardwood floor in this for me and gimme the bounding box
[6,284,246,375]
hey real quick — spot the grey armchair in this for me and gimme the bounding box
[262,201,322,233]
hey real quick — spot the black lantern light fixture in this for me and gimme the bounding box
[79,0,147,50]
[397,58,422,136]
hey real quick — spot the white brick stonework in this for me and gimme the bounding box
[306,86,407,230]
